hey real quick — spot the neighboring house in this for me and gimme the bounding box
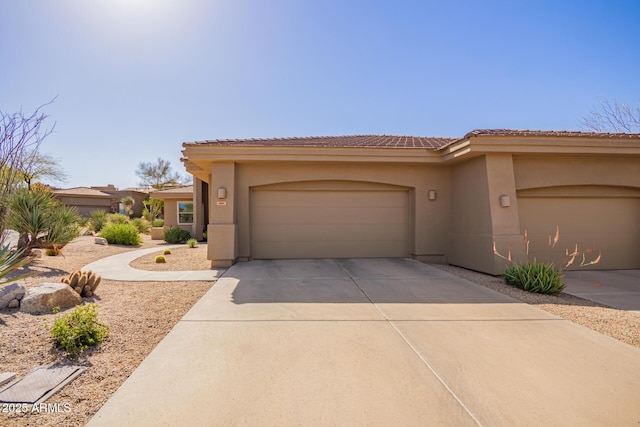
[91,185,150,217]
[149,185,196,235]
[180,130,640,274]
[52,187,115,217]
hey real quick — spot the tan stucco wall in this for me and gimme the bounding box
[447,155,521,274]
[184,136,640,273]
[204,161,451,266]
[157,197,194,236]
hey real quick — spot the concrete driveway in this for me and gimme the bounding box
[89,259,640,426]
[564,270,640,314]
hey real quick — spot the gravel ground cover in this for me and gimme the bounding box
[0,235,212,426]
[0,235,637,426]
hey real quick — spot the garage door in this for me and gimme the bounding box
[251,190,410,259]
[518,197,640,270]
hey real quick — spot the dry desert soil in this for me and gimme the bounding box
[0,234,638,426]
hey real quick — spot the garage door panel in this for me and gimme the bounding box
[260,240,409,259]
[253,223,408,242]
[253,206,407,225]
[518,197,640,270]
[254,191,406,208]
[251,189,410,259]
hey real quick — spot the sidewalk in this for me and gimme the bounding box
[82,245,225,281]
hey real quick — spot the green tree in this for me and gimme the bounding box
[135,157,191,190]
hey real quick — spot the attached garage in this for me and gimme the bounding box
[251,183,411,259]
[517,187,640,270]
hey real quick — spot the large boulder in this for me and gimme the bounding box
[20,283,82,314]
[0,283,26,309]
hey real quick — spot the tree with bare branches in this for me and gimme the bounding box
[581,98,640,133]
[0,101,56,244]
[20,150,68,190]
[135,157,191,190]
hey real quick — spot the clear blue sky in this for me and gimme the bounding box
[2,0,639,189]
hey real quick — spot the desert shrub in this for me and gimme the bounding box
[163,249,171,255]
[152,219,164,227]
[163,226,191,244]
[48,304,110,358]
[155,255,166,263]
[131,217,150,234]
[43,204,80,249]
[89,210,107,232]
[187,238,198,248]
[100,223,142,245]
[106,213,129,225]
[6,188,80,252]
[503,261,565,295]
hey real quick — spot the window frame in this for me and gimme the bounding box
[177,200,194,225]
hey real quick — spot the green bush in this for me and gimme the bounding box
[163,226,191,244]
[152,219,164,227]
[106,213,129,224]
[503,261,566,295]
[131,217,151,234]
[100,223,142,245]
[48,304,110,358]
[187,238,198,248]
[89,210,107,232]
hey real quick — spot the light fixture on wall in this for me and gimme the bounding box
[428,190,437,201]
[499,194,511,207]
[217,187,227,199]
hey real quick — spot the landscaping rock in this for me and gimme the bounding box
[82,229,94,236]
[0,283,26,309]
[7,299,19,309]
[20,283,82,314]
[95,237,108,245]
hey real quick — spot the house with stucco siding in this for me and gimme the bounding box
[179,129,640,275]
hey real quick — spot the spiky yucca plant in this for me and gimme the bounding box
[0,245,36,284]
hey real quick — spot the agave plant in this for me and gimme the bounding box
[0,245,37,284]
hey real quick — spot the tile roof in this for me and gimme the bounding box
[189,135,455,149]
[150,185,193,194]
[52,187,112,197]
[463,129,640,139]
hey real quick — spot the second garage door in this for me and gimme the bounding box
[251,189,410,259]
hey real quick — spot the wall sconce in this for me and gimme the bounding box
[217,187,227,199]
[499,195,511,207]
[428,190,437,201]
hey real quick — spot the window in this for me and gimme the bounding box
[178,201,194,224]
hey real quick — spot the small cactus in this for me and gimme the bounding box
[155,255,166,263]
[68,271,81,288]
[163,249,171,255]
[61,270,102,298]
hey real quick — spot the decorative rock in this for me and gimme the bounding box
[82,229,94,236]
[7,299,19,309]
[0,283,26,309]
[20,283,82,314]
[95,237,108,245]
